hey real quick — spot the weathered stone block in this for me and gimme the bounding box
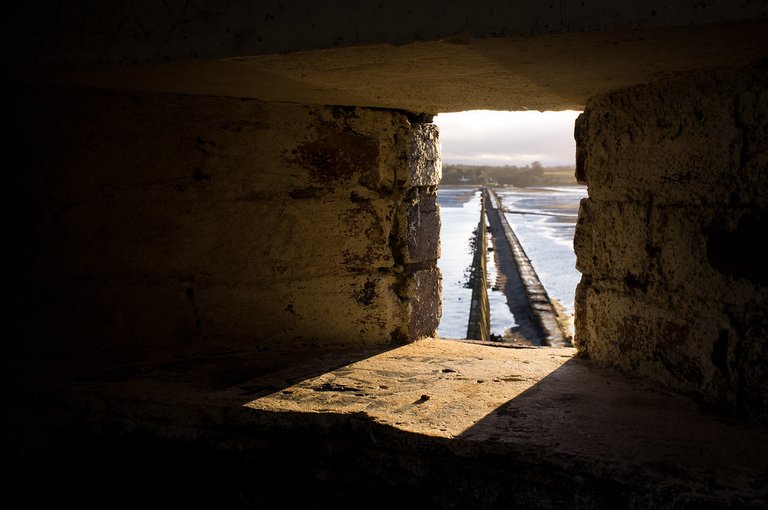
[11,86,424,355]
[404,195,441,264]
[197,274,405,349]
[407,123,442,186]
[575,63,768,420]
[573,198,649,285]
[284,196,396,272]
[649,206,723,298]
[578,284,725,389]
[291,105,413,193]
[44,196,396,284]
[407,267,442,340]
[19,89,416,203]
[577,68,758,206]
[572,277,591,352]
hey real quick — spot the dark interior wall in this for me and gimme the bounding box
[9,86,441,357]
[574,62,768,419]
[4,2,766,420]
[8,0,765,67]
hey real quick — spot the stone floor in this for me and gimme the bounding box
[5,338,767,508]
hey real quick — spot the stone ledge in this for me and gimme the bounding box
[5,339,767,508]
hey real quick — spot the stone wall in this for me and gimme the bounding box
[9,87,441,356]
[574,63,767,419]
[9,1,766,67]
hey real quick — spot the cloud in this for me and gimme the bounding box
[433,110,581,167]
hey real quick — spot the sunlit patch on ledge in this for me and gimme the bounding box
[244,338,574,437]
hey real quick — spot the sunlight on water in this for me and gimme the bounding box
[436,188,479,339]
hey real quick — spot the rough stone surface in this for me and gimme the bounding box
[404,193,441,264]
[8,12,768,114]
[6,339,767,507]
[9,87,442,355]
[407,268,442,340]
[574,63,768,421]
[408,123,442,186]
[9,1,767,67]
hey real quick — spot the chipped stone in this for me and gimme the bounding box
[405,194,441,264]
[407,123,442,186]
[408,267,442,340]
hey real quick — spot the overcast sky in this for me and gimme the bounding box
[433,110,582,167]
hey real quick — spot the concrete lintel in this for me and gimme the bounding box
[10,22,768,113]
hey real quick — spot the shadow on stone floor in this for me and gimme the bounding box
[459,357,768,495]
[3,341,767,509]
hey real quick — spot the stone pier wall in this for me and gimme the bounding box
[574,63,768,419]
[466,190,490,341]
[486,189,568,347]
[9,87,441,356]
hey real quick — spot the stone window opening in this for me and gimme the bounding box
[6,10,768,506]
[433,110,584,348]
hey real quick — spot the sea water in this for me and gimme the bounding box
[435,188,480,339]
[437,185,587,339]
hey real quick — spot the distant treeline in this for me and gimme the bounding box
[441,162,577,187]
